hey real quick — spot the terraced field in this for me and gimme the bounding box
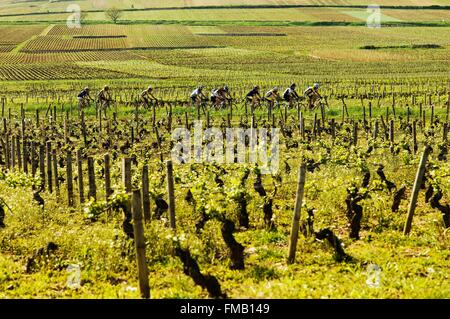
[0,63,140,81]
[0,51,144,64]
[0,25,46,52]
[21,36,129,53]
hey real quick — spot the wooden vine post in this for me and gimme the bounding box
[131,189,150,299]
[104,154,112,201]
[142,165,151,222]
[353,122,358,146]
[412,120,418,154]
[403,145,432,235]
[443,123,448,143]
[122,157,132,192]
[52,149,59,197]
[87,157,96,200]
[288,163,307,264]
[76,149,84,204]
[39,144,45,187]
[373,120,379,139]
[66,153,74,207]
[166,160,176,230]
[122,157,133,227]
[16,136,21,171]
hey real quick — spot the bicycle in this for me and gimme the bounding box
[245,96,262,113]
[97,99,115,119]
[192,97,208,118]
[78,97,94,112]
[212,97,232,110]
[265,97,281,119]
[309,97,324,111]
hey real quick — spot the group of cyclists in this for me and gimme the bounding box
[76,83,322,115]
[77,85,159,116]
[190,83,322,110]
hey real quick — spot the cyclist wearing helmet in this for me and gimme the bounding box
[213,85,231,108]
[265,86,280,109]
[304,83,322,110]
[77,87,94,111]
[141,85,158,108]
[190,85,206,106]
[283,83,300,107]
[210,87,219,105]
[98,85,112,117]
[245,86,262,111]
[246,86,261,103]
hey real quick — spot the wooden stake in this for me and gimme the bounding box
[122,158,132,192]
[64,117,69,144]
[287,163,306,264]
[446,100,449,123]
[76,149,84,204]
[52,149,59,197]
[11,136,15,169]
[443,123,448,143]
[431,104,434,124]
[373,120,379,139]
[81,111,87,147]
[131,189,150,299]
[404,145,432,235]
[22,139,28,174]
[39,144,45,187]
[4,137,10,169]
[422,110,426,129]
[313,113,317,138]
[30,141,36,176]
[16,136,21,171]
[142,165,151,222]
[166,160,176,230]
[154,127,163,162]
[67,153,74,207]
[104,154,112,200]
[331,119,335,140]
[389,120,394,144]
[46,141,52,193]
[87,157,96,200]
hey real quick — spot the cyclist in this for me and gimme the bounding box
[212,85,231,109]
[210,87,219,106]
[246,86,262,110]
[140,85,158,108]
[265,86,280,110]
[304,83,322,110]
[283,83,300,108]
[190,85,207,107]
[77,87,94,111]
[98,85,112,118]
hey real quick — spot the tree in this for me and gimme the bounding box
[106,7,122,24]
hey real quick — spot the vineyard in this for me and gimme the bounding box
[0,84,448,298]
[0,0,449,301]
[21,36,129,53]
